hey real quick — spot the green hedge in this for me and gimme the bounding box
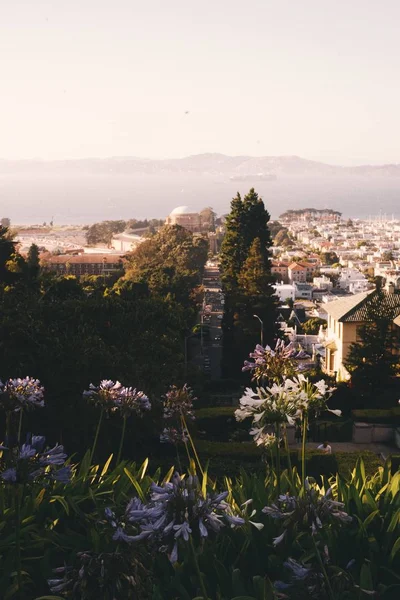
[195,407,249,441]
[195,408,352,443]
[335,451,382,478]
[195,440,382,479]
[351,407,400,424]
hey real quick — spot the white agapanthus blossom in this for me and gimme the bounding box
[235,375,339,447]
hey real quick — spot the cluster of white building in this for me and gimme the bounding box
[272,215,400,303]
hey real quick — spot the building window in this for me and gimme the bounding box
[356,325,363,342]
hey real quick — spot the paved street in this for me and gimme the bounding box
[201,263,223,380]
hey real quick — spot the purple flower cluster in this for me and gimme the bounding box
[160,384,195,445]
[105,472,244,563]
[243,339,297,383]
[0,435,71,485]
[83,380,150,417]
[115,387,151,418]
[160,427,189,445]
[263,482,352,546]
[274,558,324,598]
[48,549,144,598]
[0,377,44,412]
[162,384,195,421]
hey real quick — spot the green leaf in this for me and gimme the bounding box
[124,467,146,502]
[363,509,380,527]
[389,536,400,564]
[100,454,114,477]
[387,509,400,533]
[360,563,374,592]
[253,576,275,600]
[49,495,69,515]
[138,457,149,480]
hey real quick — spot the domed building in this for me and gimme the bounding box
[165,206,202,233]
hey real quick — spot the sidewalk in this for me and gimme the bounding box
[292,441,398,458]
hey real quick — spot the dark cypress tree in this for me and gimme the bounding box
[242,188,273,262]
[220,189,276,378]
[237,237,273,296]
[26,243,40,279]
[219,193,246,292]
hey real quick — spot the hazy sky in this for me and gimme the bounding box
[1,0,400,164]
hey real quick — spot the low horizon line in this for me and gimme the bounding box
[1,153,400,169]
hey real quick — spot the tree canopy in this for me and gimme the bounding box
[219,189,276,378]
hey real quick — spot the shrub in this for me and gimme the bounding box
[351,407,400,424]
[195,406,250,441]
[305,451,338,479]
[335,451,382,478]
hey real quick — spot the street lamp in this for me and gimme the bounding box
[253,314,264,347]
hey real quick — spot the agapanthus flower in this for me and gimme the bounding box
[48,550,146,599]
[106,472,244,562]
[162,384,196,420]
[243,339,297,383]
[83,380,150,418]
[273,558,326,599]
[0,434,71,485]
[160,384,196,446]
[0,377,44,412]
[160,426,189,445]
[235,382,298,427]
[249,428,279,449]
[236,376,339,441]
[263,482,352,542]
[114,387,151,418]
[83,380,124,411]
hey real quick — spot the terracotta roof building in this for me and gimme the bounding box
[41,254,123,277]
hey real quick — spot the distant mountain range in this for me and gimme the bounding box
[1,153,400,178]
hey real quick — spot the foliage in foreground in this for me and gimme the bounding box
[0,451,399,599]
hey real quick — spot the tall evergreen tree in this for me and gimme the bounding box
[242,188,273,260]
[26,243,40,279]
[219,193,246,292]
[220,189,276,378]
[237,237,273,296]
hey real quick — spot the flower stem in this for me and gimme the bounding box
[312,537,335,600]
[182,414,203,476]
[15,485,22,599]
[276,423,281,494]
[5,411,11,446]
[301,413,308,493]
[90,407,104,464]
[17,410,23,445]
[175,445,183,473]
[116,416,127,465]
[283,427,294,484]
[190,536,208,600]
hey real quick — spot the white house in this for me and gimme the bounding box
[273,283,296,302]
